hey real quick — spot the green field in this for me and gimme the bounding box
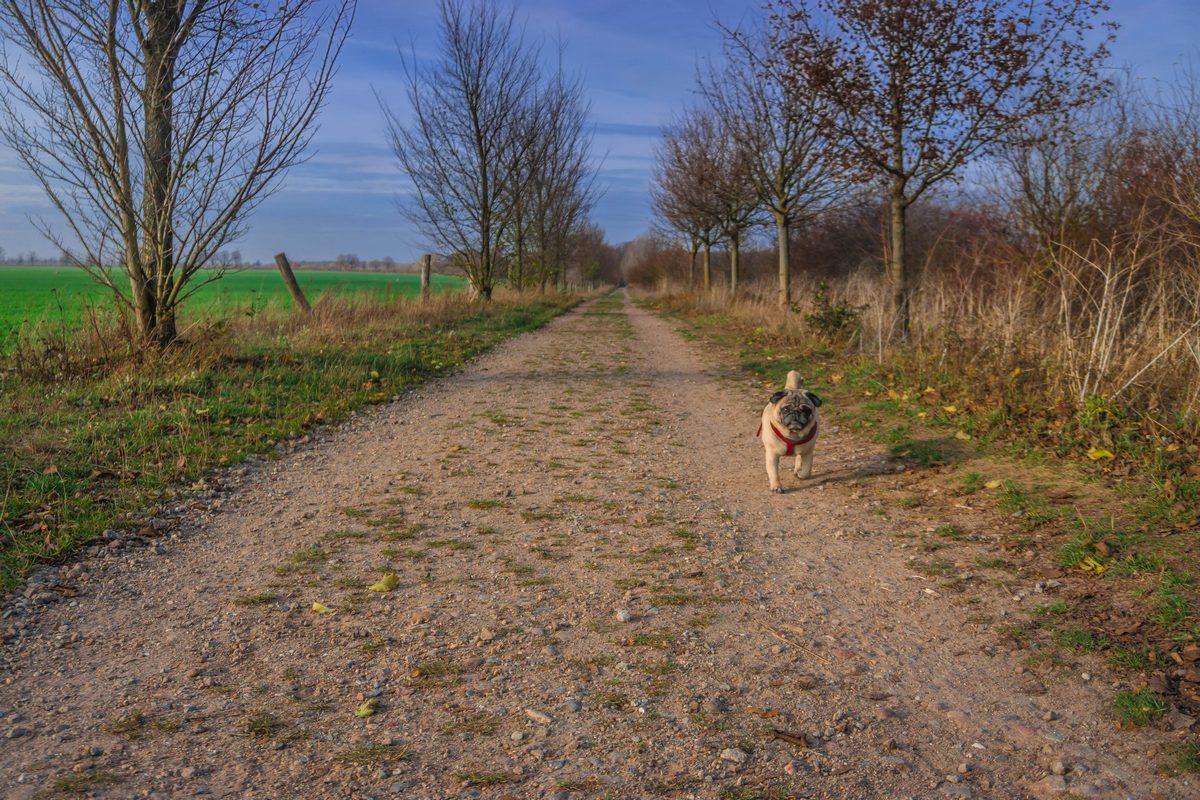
[0,266,465,339]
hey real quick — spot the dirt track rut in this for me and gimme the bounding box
[1,293,1187,799]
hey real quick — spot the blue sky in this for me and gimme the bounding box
[1,0,1198,264]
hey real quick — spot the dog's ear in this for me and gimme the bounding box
[769,391,788,405]
[804,391,822,407]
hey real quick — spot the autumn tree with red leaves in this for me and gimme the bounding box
[769,0,1115,341]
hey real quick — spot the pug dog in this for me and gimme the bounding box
[758,371,821,493]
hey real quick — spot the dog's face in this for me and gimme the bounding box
[769,389,821,432]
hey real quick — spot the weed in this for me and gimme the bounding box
[233,592,278,606]
[1162,741,1200,775]
[442,713,502,737]
[935,524,967,540]
[959,472,984,494]
[361,636,388,657]
[338,507,369,519]
[1153,572,1196,632]
[410,659,462,688]
[324,528,367,541]
[453,771,513,787]
[467,499,506,510]
[995,623,1031,642]
[1112,689,1167,727]
[334,743,412,766]
[103,711,148,740]
[974,556,1013,571]
[671,528,700,549]
[910,558,953,577]
[51,770,118,794]
[381,523,426,541]
[1053,627,1108,652]
[1032,599,1071,617]
[520,510,556,522]
[623,631,672,649]
[1106,648,1153,672]
[242,711,282,738]
[274,546,327,576]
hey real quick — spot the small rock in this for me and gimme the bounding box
[6,727,30,739]
[705,696,729,714]
[524,708,553,725]
[410,610,433,624]
[719,748,748,764]
[180,767,196,779]
[615,609,633,623]
[1051,760,1066,776]
[1027,774,1068,798]
[956,762,969,774]
[510,731,525,742]
[1043,710,1056,722]
[478,628,495,643]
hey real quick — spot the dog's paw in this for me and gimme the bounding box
[771,486,783,494]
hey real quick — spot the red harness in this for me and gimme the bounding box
[757,420,818,456]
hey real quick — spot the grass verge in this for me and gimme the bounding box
[0,291,582,589]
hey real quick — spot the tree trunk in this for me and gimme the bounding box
[702,242,711,291]
[775,210,790,308]
[142,1,181,348]
[729,231,740,295]
[888,176,910,344]
[688,242,698,291]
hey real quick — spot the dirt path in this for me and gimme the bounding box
[1,293,1188,799]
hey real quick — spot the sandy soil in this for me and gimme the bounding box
[0,292,1191,799]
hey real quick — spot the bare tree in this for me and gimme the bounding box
[703,22,843,306]
[525,53,597,293]
[652,112,723,291]
[770,0,1114,341]
[0,0,355,347]
[380,0,540,301]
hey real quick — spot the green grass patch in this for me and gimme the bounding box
[1112,689,1167,727]
[1162,740,1200,775]
[1052,626,1108,652]
[1032,599,1071,617]
[1106,647,1153,672]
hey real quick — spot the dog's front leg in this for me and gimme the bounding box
[795,449,813,480]
[765,449,783,493]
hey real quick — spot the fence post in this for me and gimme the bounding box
[274,252,311,313]
[420,253,432,303]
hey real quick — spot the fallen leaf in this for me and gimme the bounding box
[942,404,958,414]
[43,464,59,475]
[1087,448,1115,461]
[368,573,398,592]
[354,699,378,718]
[1078,556,1106,574]
[985,479,1002,489]
[447,445,461,453]
[745,706,779,719]
[770,729,809,748]
[311,602,335,614]
[1011,367,1022,379]
[955,430,972,440]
